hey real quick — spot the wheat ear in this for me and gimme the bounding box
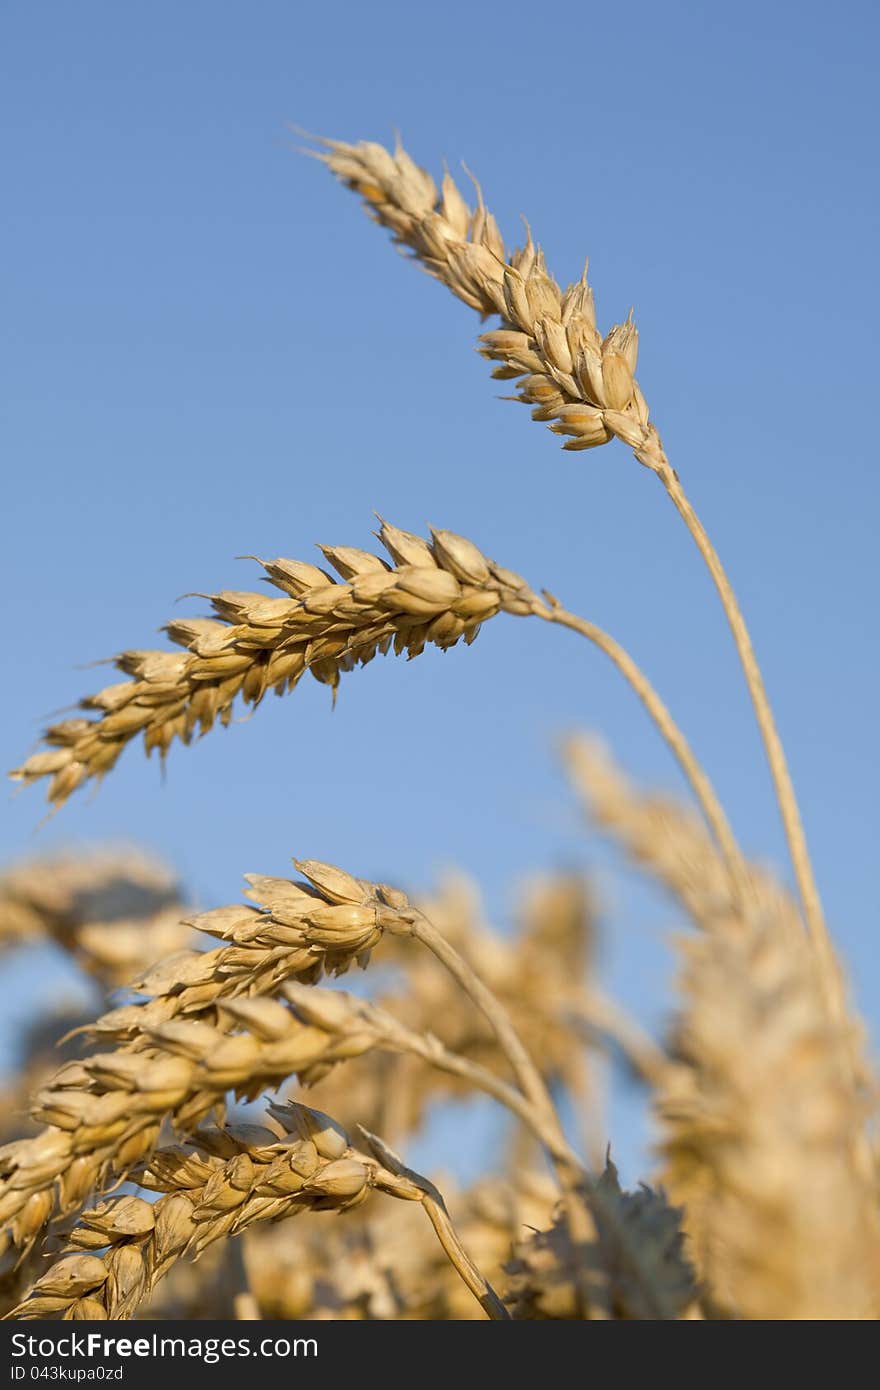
[10,1103,507,1321]
[11,521,533,808]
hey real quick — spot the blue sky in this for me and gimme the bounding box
[1,1,878,1183]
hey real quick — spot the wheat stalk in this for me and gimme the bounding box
[315,133,832,991]
[282,981,581,1173]
[10,1103,507,1321]
[380,896,702,1318]
[12,521,748,914]
[291,870,661,1149]
[235,1169,558,1320]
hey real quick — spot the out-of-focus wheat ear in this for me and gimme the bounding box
[0,849,191,988]
[565,736,879,1318]
[504,1156,697,1319]
[659,897,880,1319]
[563,733,754,930]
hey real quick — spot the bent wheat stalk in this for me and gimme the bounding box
[12,521,747,912]
[383,901,642,1318]
[646,457,829,971]
[10,1104,507,1321]
[315,134,828,982]
[399,906,577,1178]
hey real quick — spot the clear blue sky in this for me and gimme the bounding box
[2,1,878,1182]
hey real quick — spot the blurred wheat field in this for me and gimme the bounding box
[2,133,877,1321]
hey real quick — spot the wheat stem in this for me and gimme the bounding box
[286,982,584,1175]
[397,885,711,1320]
[649,457,837,1000]
[357,1128,510,1320]
[398,906,596,1312]
[405,910,573,1168]
[532,598,751,914]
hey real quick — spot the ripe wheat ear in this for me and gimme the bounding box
[11,521,535,809]
[11,1103,507,1321]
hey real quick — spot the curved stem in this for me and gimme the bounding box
[653,460,837,987]
[530,598,752,917]
[420,1192,511,1319]
[365,997,584,1173]
[408,910,574,1171]
[358,1128,510,1320]
[403,908,596,1314]
[394,914,699,1318]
